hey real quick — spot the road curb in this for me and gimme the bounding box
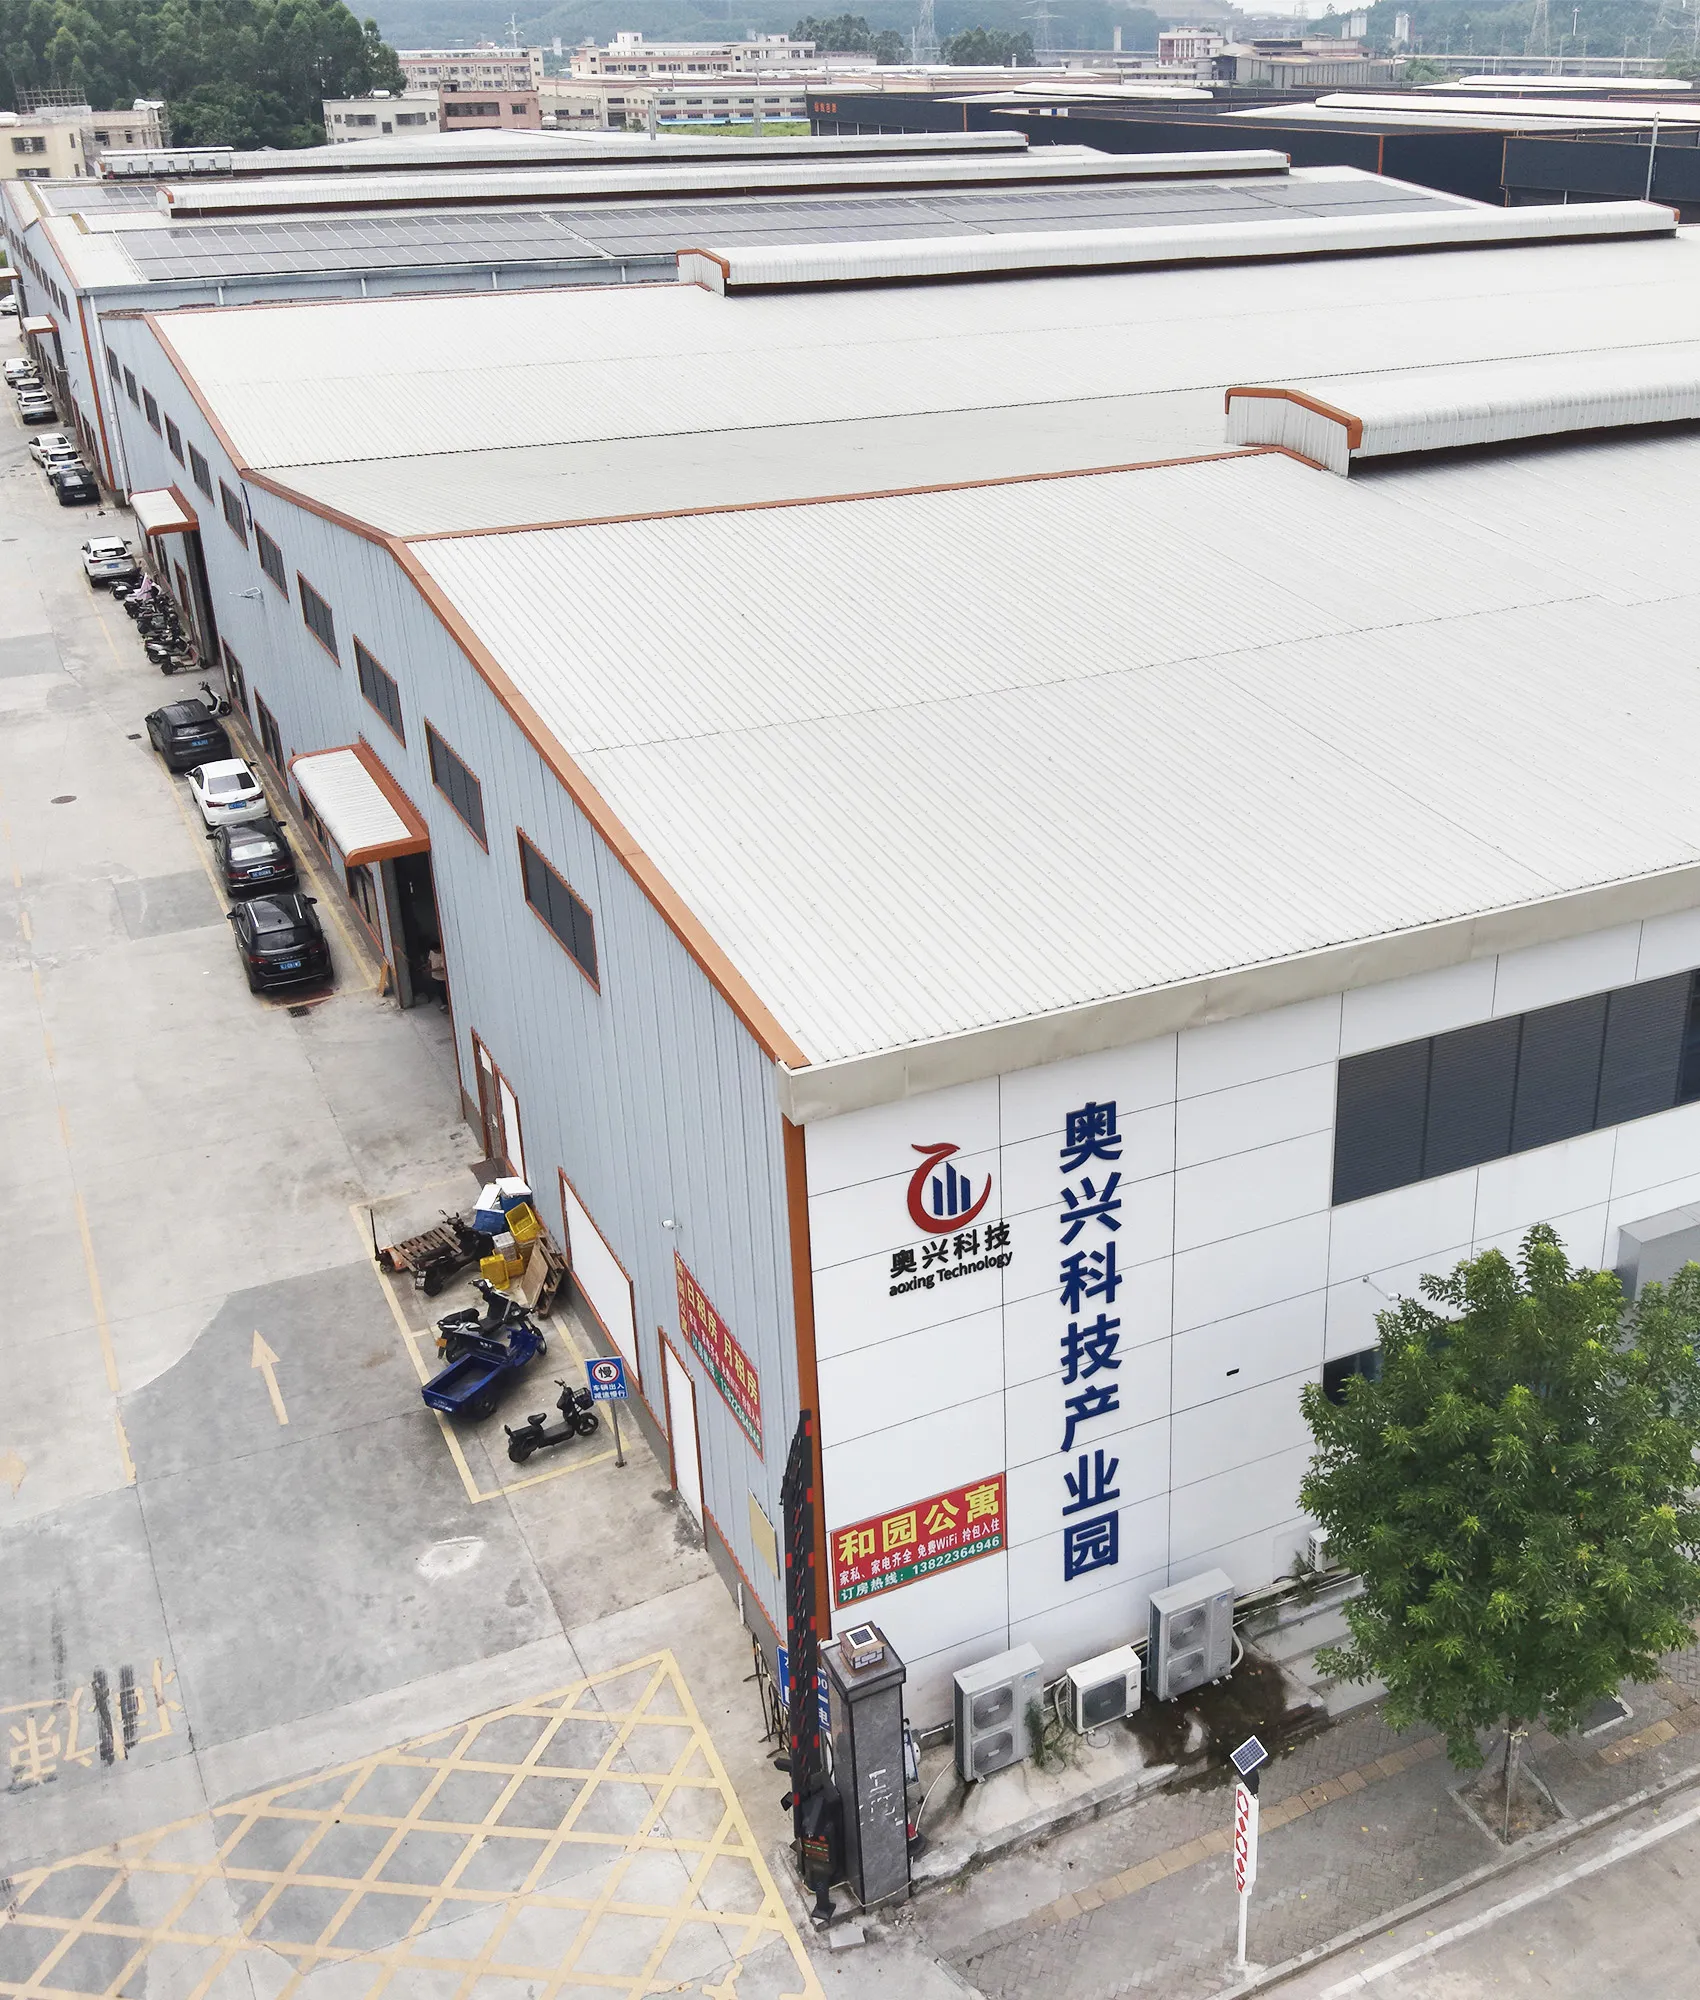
[1210,1754,1700,1996]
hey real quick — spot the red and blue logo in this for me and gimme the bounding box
[907,1143,992,1236]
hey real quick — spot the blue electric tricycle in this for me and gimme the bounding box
[421,1322,545,1421]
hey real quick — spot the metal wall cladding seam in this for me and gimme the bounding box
[116,379,800,1631]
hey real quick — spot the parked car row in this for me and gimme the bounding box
[10,357,98,501]
[142,695,333,996]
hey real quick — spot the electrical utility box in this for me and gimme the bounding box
[1148,1568,1235,1701]
[953,1643,1043,1782]
[1064,1644,1142,1732]
[823,1627,910,1909]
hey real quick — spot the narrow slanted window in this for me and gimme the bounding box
[425,723,486,846]
[518,833,597,987]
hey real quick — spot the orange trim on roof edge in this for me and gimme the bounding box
[404,447,1278,544]
[388,539,812,1069]
[1225,384,1365,451]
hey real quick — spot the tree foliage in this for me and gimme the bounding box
[942,23,1033,61]
[1301,1228,1700,1770]
[0,0,405,147]
[793,13,904,60]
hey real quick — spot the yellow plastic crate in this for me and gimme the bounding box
[505,1202,540,1244]
[480,1254,510,1287]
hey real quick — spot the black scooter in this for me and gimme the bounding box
[505,1380,599,1463]
[435,1276,534,1362]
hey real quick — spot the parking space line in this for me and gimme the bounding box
[353,1198,621,1504]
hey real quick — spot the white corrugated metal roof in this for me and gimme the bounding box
[1320,90,1700,122]
[155,146,1252,217]
[678,200,1672,291]
[404,445,1700,1089]
[169,228,1700,531]
[1226,342,1700,472]
[291,748,416,862]
[129,487,197,536]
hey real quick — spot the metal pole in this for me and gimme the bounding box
[1234,1893,1248,1971]
[612,1401,626,1467]
[1645,111,1660,201]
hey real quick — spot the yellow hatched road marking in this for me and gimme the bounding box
[1,1650,821,2000]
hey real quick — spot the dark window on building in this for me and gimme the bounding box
[425,723,486,846]
[187,444,211,497]
[105,349,118,384]
[254,694,284,771]
[219,481,247,546]
[165,415,183,464]
[354,639,403,742]
[347,864,382,938]
[255,525,287,596]
[1333,968,1700,1205]
[123,367,138,405]
[1323,1347,1383,1405]
[142,389,159,432]
[298,575,338,661]
[518,833,598,986]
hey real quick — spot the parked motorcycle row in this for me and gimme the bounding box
[113,574,199,675]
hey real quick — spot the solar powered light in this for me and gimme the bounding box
[1230,1734,1269,1783]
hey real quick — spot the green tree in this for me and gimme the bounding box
[1400,54,1452,77]
[793,13,905,61]
[1301,1228,1700,1821]
[943,23,1035,61]
[0,0,406,147]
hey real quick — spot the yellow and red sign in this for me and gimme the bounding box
[674,1253,762,1456]
[831,1473,1006,1609]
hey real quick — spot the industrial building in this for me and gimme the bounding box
[0,139,1452,502]
[88,184,1700,1720]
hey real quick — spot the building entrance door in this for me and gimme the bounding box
[662,1340,703,1525]
[472,1035,525,1182]
[387,850,443,1010]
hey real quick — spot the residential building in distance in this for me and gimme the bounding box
[322,91,441,141]
[539,76,816,129]
[0,101,164,180]
[570,32,816,76]
[398,43,544,92]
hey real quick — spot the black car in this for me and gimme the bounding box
[213,815,298,899]
[145,700,231,773]
[55,470,98,506]
[228,893,331,993]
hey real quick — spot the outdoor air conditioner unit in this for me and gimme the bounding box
[1307,1527,1331,1572]
[1148,1567,1235,1701]
[1064,1643,1142,1733]
[953,1643,1044,1783]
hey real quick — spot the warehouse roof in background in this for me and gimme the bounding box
[143,224,1700,534]
[400,442,1700,1101]
[17,161,1444,291]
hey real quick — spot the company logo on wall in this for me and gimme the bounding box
[890,1142,1014,1297]
[907,1142,991,1234]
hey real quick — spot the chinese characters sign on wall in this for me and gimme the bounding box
[831,1473,1006,1608]
[1058,1100,1124,1584]
[674,1251,763,1455]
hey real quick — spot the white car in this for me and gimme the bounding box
[0,296,18,317]
[81,537,138,585]
[188,759,269,829]
[4,358,35,385]
[28,431,75,464]
[41,445,82,478]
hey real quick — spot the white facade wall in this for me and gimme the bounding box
[807,912,1700,1724]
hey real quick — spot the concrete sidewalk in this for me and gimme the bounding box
[896,1642,1700,2000]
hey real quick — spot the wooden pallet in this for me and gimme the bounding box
[380,1219,466,1278]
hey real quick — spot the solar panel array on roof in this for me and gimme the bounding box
[108,173,1458,284]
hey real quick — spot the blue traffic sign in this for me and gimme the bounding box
[586,1356,629,1402]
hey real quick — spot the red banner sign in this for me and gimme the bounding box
[674,1253,762,1456]
[831,1473,1006,1609]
